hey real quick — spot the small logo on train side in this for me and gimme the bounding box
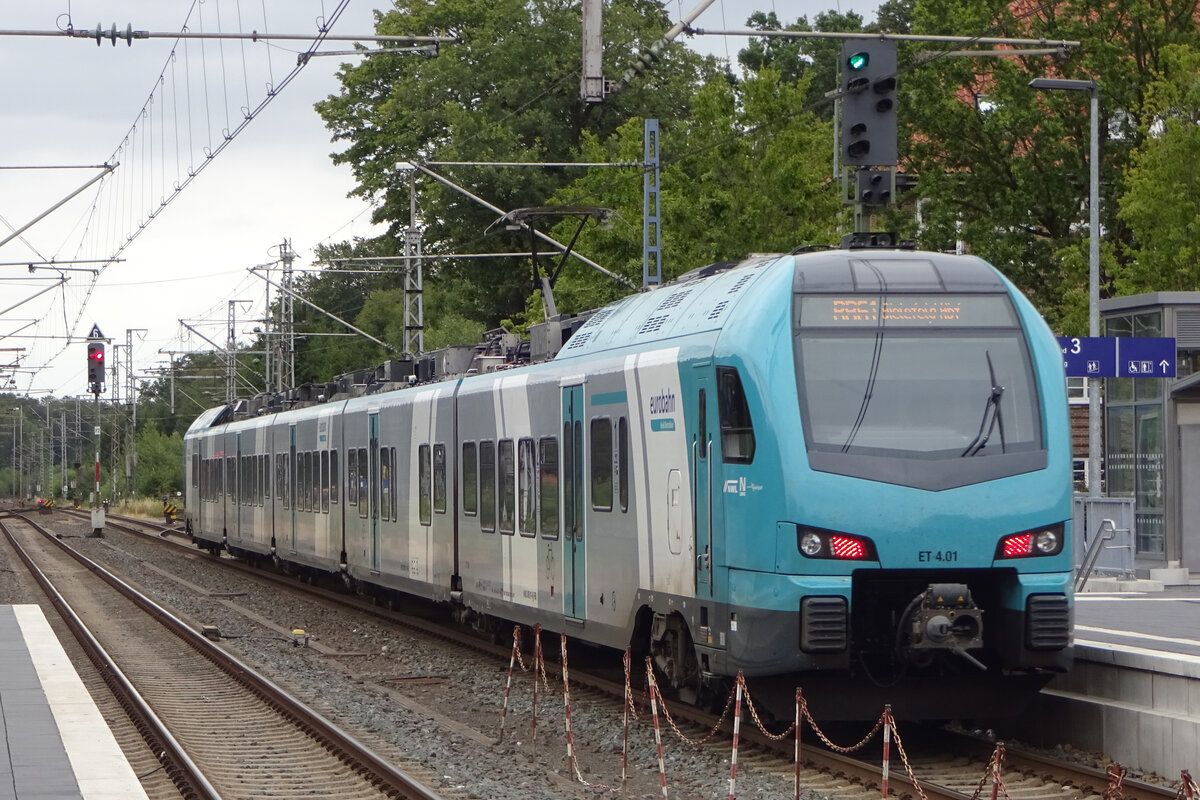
[723,477,763,496]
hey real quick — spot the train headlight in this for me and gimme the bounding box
[796,526,876,560]
[996,524,1064,559]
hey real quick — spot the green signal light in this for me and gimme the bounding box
[847,51,869,70]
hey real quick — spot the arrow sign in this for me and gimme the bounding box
[1117,337,1175,377]
[87,324,105,341]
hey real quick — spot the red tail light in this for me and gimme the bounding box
[831,535,867,560]
[1002,533,1033,557]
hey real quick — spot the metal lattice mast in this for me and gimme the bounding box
[403,171,424,358]
[280,239,296,391]
[226,301,237,404]
[643,118,661,288]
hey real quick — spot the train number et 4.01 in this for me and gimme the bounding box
[918,550,958,562]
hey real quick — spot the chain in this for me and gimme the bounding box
[741,678,796,741]
[803,695,884,754]
[1178,770,1199,800]
[888,710,931,800]
[622,649,639,722]
[969,744,1010,800]
[1105,764,1127,800]
[644,656,736,748]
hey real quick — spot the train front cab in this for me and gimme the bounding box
[695,252,1074,719]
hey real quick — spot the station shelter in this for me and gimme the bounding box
[1101,292,1200,575]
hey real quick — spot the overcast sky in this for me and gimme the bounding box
[0,0,872,402]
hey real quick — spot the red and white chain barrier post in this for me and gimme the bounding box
[728,672,745,799]
[646,657,671,799]
[881,704,893,800]
[560,632,577,773]
[622,649,633,791]
[991,743,1006,800]
[1104,764,1127,800]
[1180,769,1198,800]
[531,623,542,742]
[497,624,522,743]
[794,689,804,800]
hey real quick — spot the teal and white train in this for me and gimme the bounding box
[185,246,1073,720]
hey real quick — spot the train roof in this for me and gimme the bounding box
[551,248,1008,360]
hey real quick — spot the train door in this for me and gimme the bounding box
[562,384,585,620]
[288,425,297,554]
[369,412,381,572]
[692,372,713,597]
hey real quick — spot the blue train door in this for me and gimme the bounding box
[693,376,713,597]
[562,385,585,620]
[369,412,381,572]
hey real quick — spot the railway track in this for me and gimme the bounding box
[0,509,447,800]
[53,508,1184,800]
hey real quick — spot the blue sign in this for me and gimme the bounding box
[1056,337,1176,378]
[1117,337,1175,378]
[1057,337,1115,378]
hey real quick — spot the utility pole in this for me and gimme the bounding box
[402,174,424,358]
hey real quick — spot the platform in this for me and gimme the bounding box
[0,604,148,799]
[1001,586,1200,779]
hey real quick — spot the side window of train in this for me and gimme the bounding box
[321,451,330,513]
[480,440,496,532]
[716,366,756,464]
[380,446,392,522]
[462,442,477,516]
[192,454,199,488]
[330,450,339,505]
[618,417,629,513]
[539,437,559,538]
[419,444,432,526]
[433,443,447,514]
[591,417,613,511]
[276,454,286,509]
[299,452,308,512]
[390,447,399,522]
[347,448,358,507]
[499,439,515,535]
[518,438,535,536]
[312,451,321,512]
[357,447,368,518]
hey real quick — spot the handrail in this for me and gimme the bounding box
[1075,517,1126,592]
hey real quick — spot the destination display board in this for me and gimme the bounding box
[797,295,1017,328]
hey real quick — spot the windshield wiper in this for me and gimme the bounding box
[961,350,1006,457]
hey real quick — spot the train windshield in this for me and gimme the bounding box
[793,293,1044,488]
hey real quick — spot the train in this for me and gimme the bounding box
[184,245,1074,720]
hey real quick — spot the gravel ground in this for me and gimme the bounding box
[2,509,1168,800]
[45,513,830,800]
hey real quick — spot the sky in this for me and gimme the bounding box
[0,0,873,403]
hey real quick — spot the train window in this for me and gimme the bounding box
[618,417,629,512]
[462,442,478,515]
[591,417,613,511]
[699,390,707,460]
[381,447,392,522]
[192,454,199,488]
[433,444,446,514]
[357,447,368,518]
[302,452,311,512]
[518,438,535,536]
[562,424,574,537]
[228,457,236,505]
[717,367,756,464]
[330,450,339,505]
[321,451,330,513]
[390,447,399,522]
[480,440,496,532]
[260,455,267,504]
[419,444,432,526]
[312,451,321,511]
[347,449,358,507]
[368,446,379,522]
[277,454,287,509]
[538,437,558,538]
[499,439,515,535]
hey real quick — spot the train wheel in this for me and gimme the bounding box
[648,611,703,705]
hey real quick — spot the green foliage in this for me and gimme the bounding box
[135,423,184,498]
[1117,44,1200,293]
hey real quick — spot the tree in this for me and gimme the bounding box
[1117,44,1200,293]
[902,0,1200,332]
[135,423,183,498]
[315,0,721,329]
